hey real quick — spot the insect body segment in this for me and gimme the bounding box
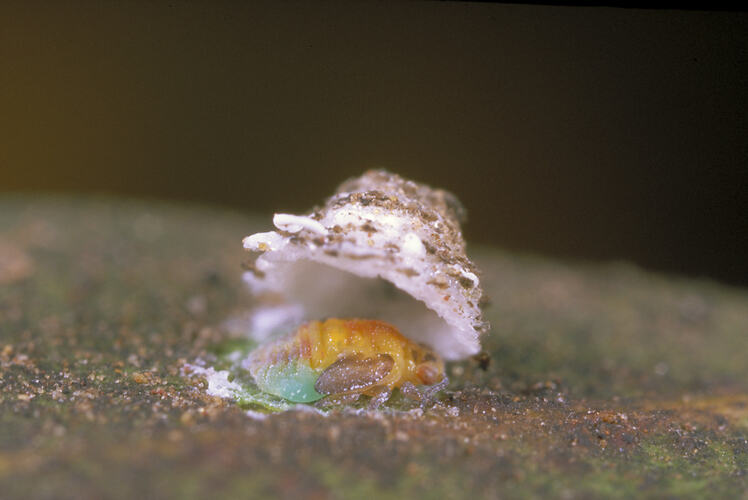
[314,353,395,395]
[247,319,446,407]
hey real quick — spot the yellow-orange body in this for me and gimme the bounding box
[248,318,444,403]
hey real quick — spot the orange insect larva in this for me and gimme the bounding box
[246,318,446,407]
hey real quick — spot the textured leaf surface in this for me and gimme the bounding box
[0,197,745,500]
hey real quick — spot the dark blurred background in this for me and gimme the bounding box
[1,2,747,285]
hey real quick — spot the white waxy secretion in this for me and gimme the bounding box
[242,169,489,360]
[271,214,328,235]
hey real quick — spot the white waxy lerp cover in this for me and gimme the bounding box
[242,169,489,360]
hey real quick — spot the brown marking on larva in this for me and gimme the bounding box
[422,351,437,363]
[360,222,378,233]
[397,268,419,277]
[324,249,339,257]
[314,354,394,395]
[416,363,441,385]
[332,225,344,233]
